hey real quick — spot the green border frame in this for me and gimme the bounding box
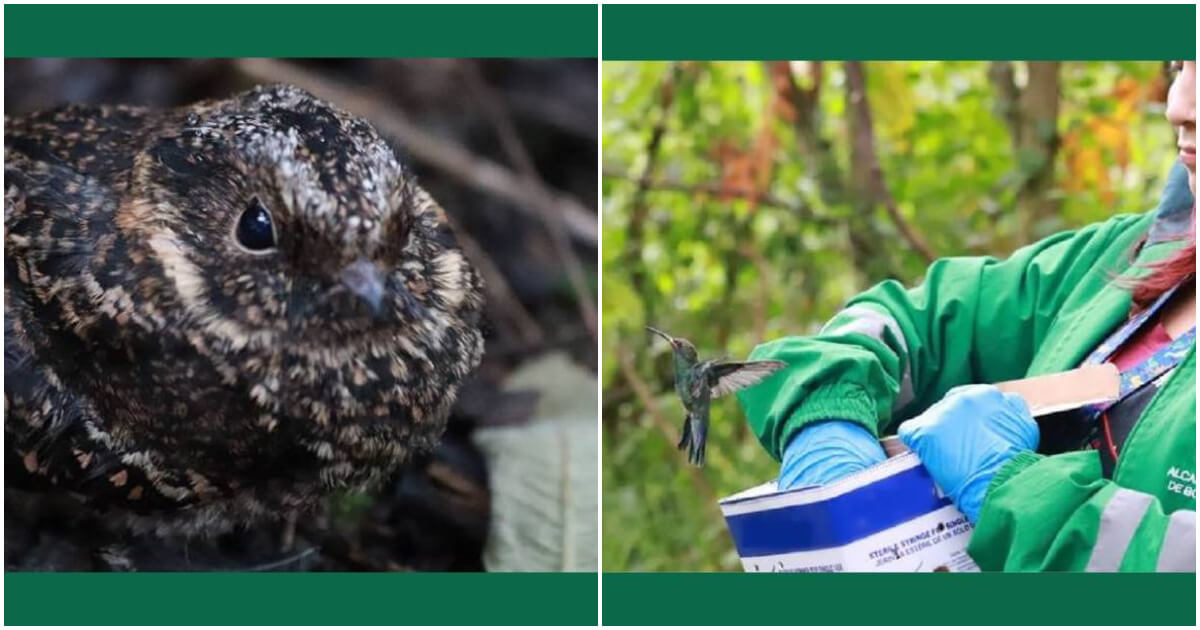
[604,4,1196,60]
[603,573,1197,625]
[6,573,599,625]
[4,3,1200,627]
[4,3,599,628]
[4,4,598,58]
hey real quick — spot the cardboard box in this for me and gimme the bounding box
[719,365,1120,572]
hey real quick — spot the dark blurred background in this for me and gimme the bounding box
[5,58,597,571]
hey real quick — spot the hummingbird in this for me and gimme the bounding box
[647,326,786,466]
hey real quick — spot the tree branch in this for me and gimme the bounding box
[622,64,680,317]
[739,244,772,343]
[844,61,937,263]
[988,61,1063,241]
[987,61,1021,133]
[1015,62,1062,240]
[601,167,838,225]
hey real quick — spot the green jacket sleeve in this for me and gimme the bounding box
[969,451,1196,571]
[737,213,1149,460]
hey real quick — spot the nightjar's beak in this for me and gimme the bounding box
[340,259,386,316]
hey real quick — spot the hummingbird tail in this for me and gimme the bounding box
[677,415,707,467]
[676,416,691,451]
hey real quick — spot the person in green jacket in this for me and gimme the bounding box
[738,61,1196,572]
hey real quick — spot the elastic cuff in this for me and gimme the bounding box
[985,450,1043,497]
[775,382,879,460]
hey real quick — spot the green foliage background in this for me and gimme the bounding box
[601,61,1180,571]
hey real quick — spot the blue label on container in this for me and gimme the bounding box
[723,464,952,557]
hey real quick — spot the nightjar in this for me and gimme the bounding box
[4,84,486,537]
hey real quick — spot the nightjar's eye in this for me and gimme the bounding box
[235,197,276,252]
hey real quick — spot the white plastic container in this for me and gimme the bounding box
[719,453,980,572]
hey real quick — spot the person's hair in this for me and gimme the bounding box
[1120,212,1195,313]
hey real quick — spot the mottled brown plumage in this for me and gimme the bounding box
[5,84,485,536]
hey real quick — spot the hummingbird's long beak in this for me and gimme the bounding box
[646,326,675,347]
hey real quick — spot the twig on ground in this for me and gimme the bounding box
[445,213,546,347]
[281,510,297,552]
[503,87,598,141]
[462,61,597,342]
[245,546,319,572]
[483,325,591,360]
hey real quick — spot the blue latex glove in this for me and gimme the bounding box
[779,420,887,490]
[897,384,1039,523]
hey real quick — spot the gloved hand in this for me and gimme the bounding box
[897,384,1039,523]
[779,420,887,490]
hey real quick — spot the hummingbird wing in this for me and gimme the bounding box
[708,360,787,398]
